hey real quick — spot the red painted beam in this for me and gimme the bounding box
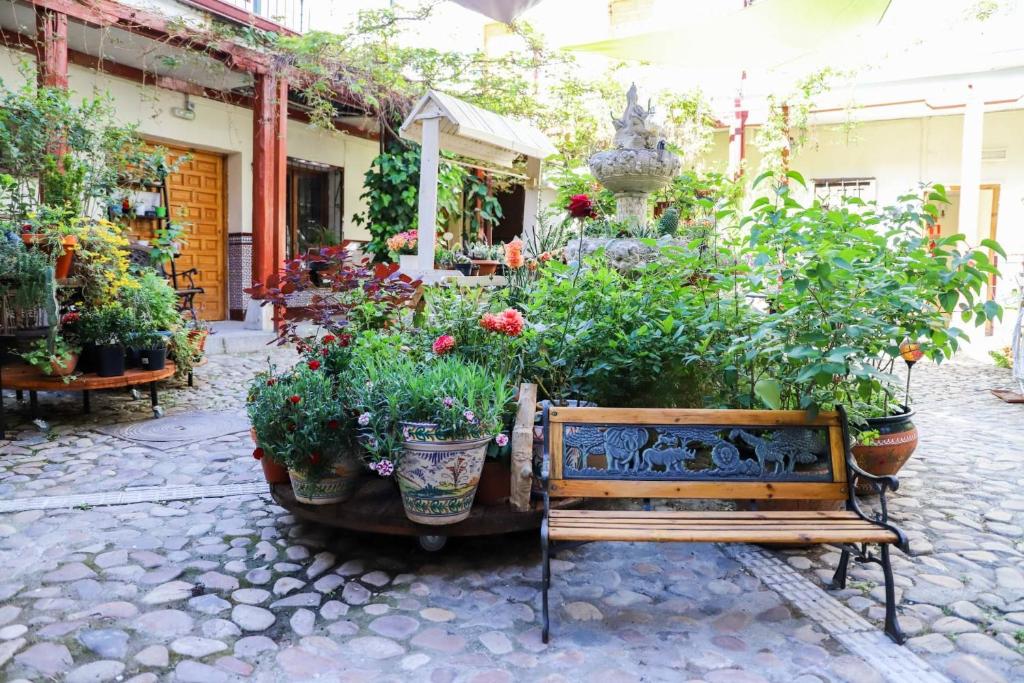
[273,76,288,327]
[35,7,68,89]
[251,72,276,285]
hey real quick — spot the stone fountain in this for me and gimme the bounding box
[567,84,681,271]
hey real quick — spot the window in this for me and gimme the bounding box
[286,159,343,258]
[813,177,876,208]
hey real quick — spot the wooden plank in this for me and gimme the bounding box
[551,510,858,519]
[548,480,847,500]
[549,422,564,481]
[548,407,840,427]
[510,383,537,512]
[829,424,848,483]
[2,363,175,391]
[550,523,882,533]
[549,527,897,543]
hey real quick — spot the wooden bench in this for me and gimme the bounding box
[540,405,909,644]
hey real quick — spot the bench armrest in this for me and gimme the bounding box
[846,455,900,494]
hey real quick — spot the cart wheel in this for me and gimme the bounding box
[130,388,142,400]
[152,406,165,418]
[418,535,447,552]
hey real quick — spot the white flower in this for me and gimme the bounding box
[358,412,371,426]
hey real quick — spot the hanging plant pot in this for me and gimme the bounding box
[139,346,167,371]
[397,421,490,525]
[96,344,126,377]
[288,455,362,505]
[851,406,918,496]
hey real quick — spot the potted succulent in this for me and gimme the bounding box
[354,355,513,525]
[21,334,79,378]
[248,364,362,503]
[467,242,502,276]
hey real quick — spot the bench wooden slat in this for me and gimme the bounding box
[548,407,843,426]
[551,510,859,519]
[549,480,848,500]
[549,526,899,544]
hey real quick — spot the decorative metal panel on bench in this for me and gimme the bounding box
[539,405,909,644]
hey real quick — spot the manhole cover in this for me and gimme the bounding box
[97,410,250,450]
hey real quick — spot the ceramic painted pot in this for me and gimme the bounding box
[288,455,362,505]
[398,421,490,525]
[851,406,918,495]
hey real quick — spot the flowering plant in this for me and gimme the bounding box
[297,332,354,377]
[386,229,418,259]
[246,364,352,476]
[567,193,598,219]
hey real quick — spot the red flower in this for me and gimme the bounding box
[252,447,264,460]
[308,360,321,371]
[60,312,80,325]
[432,335,456,355]
[327,420,339,430]
[322,335,336,344]
[481,309,525,337]
[310,451,321,465]
[321,348,329,357]
[266,378,277,386]
[568,194,597,219]
[338,334,352,347]
[289,395,301,404]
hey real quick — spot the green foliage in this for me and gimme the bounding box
[21,335,78,375]
[0,231,52,308]
[121,269,182,332]
[550,166,615,217]
[658,207,680,236]
[463,172,503,240]
[658,88,718,166]
[990,347,1012,369]
[353,146,465,261]
[78,304,137,346]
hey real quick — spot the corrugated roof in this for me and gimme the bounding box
[400,90,557,167]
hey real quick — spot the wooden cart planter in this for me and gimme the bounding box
[268,383,579,551]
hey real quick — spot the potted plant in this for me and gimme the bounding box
[386,229,418,271]
[248,364,362,504]
[475,433,513,505]
[187,319,212,354]
[467,242,502,276]
[21,334,79,378]
[137,330,168,371]
[80,305,134,377]
[354,355,513,525]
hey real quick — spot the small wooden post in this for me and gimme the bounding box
[521,157,542,243]
[510,382,538,512]
[252,73,277,285]
[35,8,68,90]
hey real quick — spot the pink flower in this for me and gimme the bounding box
[495,434,509,447]
[374,459,394,477]
[464,410,476,423]
[442,396,454,408]
[433,335,456,355]
[358,412,371,426]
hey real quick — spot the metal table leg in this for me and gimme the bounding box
[150,382,163,418]
[29,390,38,417]
[82,390,91,414]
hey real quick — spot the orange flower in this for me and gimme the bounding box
[527,259,538,272]
[504,239,524,269]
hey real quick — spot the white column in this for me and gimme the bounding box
[521,156,542,243]
[416,116,441,272]
[957,85,984,242]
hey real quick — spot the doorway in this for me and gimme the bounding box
[286,160,343,258]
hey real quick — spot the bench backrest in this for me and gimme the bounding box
[544,407,850,501]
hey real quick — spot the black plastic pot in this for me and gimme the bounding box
[77,343,97,374]
[125,346,142,369]
[454,263,473,276]
[96,344,126,377]
[139,346,167,371]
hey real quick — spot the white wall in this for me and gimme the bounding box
[0,47,378,241]
[703,109,1024,359]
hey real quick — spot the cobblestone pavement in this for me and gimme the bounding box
[0,352,1021,682]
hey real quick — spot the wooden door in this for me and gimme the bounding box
[165,146,227,320]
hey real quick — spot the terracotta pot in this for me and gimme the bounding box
[475,459,511,506]
[48,352,78,377]
[472,259,499,276]
[249,428,289,485]
[21,234,77,280]
[288,456,362,505]
[397,421,489,525]
[851,406,918,495]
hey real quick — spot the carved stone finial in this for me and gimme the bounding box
[611,82,660,150]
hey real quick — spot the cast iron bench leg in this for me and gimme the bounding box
[541,518,551,644]
[881,544,905,644]
[830,548,851,589]
[82,390,91,414]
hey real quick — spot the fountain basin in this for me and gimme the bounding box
[588,148,680,195]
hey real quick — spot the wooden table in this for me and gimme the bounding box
[0,362,176,433]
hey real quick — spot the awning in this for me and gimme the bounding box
[400,90,557,168]
[564,0,891,70]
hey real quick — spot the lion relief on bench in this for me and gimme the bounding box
[561,424,831,481]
